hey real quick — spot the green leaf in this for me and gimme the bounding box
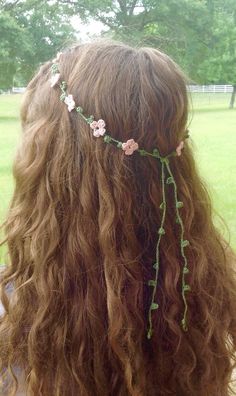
[183,284,191,292]
[147,328,153,339]
[152,148,159,157]
[150,302,159,310]
[51,63,59,73]
[159,202,165,209]
[153,262,159,270]
[183,267,189,274]
[176,201,184,208]
[181,240,190,248]
[166,177,174,184]
[76,106,83,113]
[87,116,94,124]
[175,217,181,224]
[158,227,165,235]
[139,149,147,156]
[60,81,67,89]
[103,135,112,143]
[181,318,187,331]
[148,280,156,287]
[60,93,66,101]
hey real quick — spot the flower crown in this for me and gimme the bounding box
[50,52,191,340]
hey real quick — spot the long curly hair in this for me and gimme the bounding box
[0,40,236,396]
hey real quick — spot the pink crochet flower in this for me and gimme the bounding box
[90,121,97,129]
[50,73,60,87]
[121,139,139,155]
[176,141,184,156]
[97,119,105,128]
[90,119,106,137]
[64,94,75,112]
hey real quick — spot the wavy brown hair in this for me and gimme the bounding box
[0,40,236,396]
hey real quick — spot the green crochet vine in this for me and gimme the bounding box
[51,59,191,340]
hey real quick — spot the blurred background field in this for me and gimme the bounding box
[0,92,235,263]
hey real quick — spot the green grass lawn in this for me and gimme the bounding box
[0,93,235,264]
[0,95,22,232]
[189,93,236,250]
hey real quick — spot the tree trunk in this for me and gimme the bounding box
[229,85,236,109]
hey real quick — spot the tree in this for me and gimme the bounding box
[0,0,235,107]
[0,0,76,88]
[54,0,236,107]
[0,12,30,89]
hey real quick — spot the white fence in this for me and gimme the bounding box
[0,85,234,94]
[12,87,26,93]
[188,85,233,93]
[0,87,26,94]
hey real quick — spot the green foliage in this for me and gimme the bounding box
[198,0,236,85]
[0,12,29,88]
[59,0,236,87]
[0,1,76,88]
[0,0,235,100]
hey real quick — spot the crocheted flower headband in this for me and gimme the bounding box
[50,52,191,340]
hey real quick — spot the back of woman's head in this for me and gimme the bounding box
[1,39,236,396]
